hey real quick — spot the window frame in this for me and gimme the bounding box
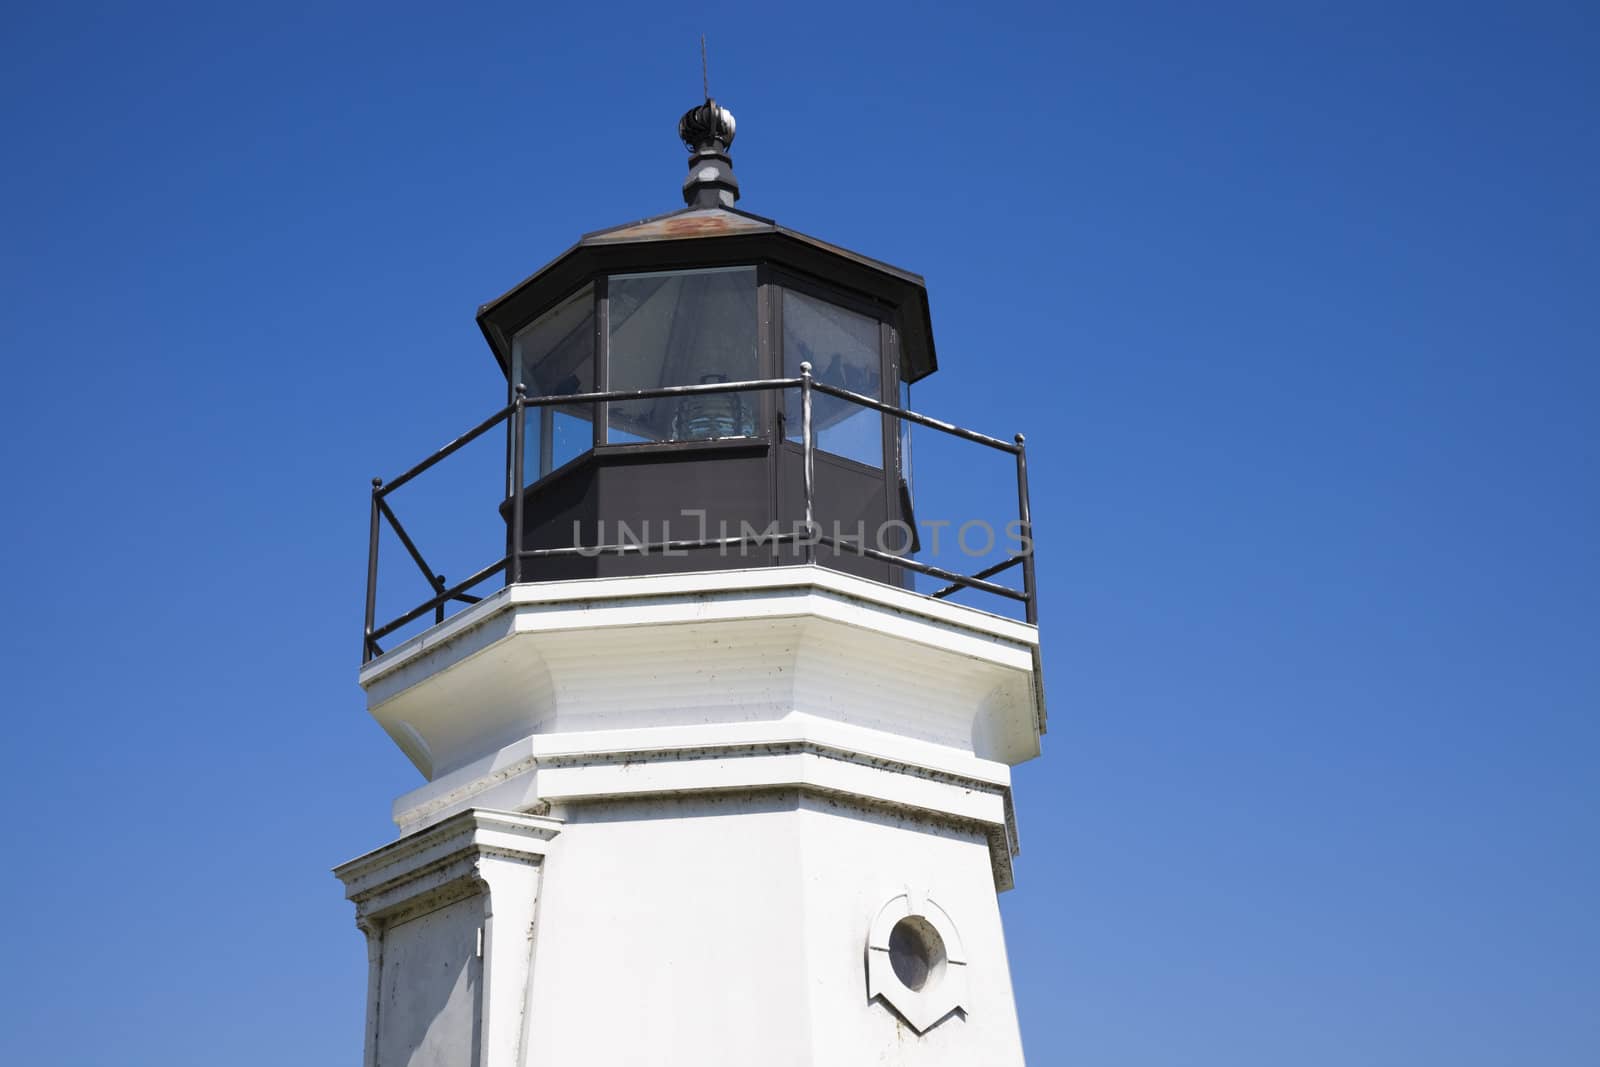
[506,280,599,493]
[598,264,765,448]
[505,263,905,494]
[768,265,900,474]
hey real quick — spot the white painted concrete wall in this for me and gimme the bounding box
[521,792,1023,1065]
[339,568,1045,1066]
[377,897,482,1067]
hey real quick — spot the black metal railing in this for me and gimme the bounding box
[363,363,1038,663]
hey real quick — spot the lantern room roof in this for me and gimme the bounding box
[475,204,939,384]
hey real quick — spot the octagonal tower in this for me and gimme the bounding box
[337,97,1049,1067]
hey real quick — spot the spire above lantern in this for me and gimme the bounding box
[678,98,739,208]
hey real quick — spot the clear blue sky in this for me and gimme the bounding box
[2,2,1595,1063]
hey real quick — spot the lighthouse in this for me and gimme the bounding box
[335,97,1049,1066]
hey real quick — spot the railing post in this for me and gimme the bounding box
[434,575,447,624]
[1013,434,1038,626]
[509,384,526,585]
[800,362,815,564]
[364,477,382,662]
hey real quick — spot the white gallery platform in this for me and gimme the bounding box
[336,564,1046,1066]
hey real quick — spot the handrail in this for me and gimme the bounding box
[809,380,1020,454]
[518,376,802,408]
[369,558,508,645]
[929,554,1023,600]
[363,372,1038,663]
[377,402,515,498]
[813,534,1028,603]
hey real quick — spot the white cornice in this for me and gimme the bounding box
[358,566,1045,781]
[385,715,1023,890]
[334,808,562,918]
[359,565,1039,687]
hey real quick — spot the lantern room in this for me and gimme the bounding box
[360,97,1039,664]
[475,99,936,585]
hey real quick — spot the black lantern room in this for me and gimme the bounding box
[476,98,939,586]
[362,97,1041,665]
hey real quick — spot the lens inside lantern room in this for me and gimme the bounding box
[608,266,760,444]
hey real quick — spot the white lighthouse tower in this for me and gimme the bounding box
[336,98,1049,1066]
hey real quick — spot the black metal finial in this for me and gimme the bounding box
[678,100,736,154]
[678,40,739,209]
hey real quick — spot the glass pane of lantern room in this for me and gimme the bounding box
[783,290,883,468]
[512,284,595,483]
[607,267,760,443]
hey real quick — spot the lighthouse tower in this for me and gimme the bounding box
[336,98,1049,1066]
